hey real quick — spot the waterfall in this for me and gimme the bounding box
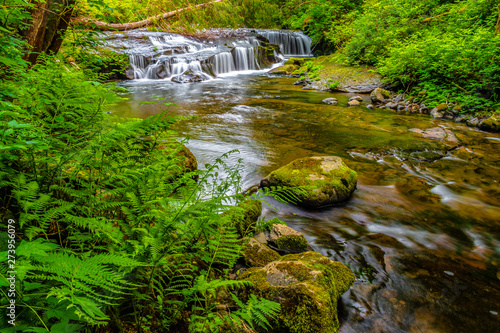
[129,54,149,79]
[257,30,312,56]
[210,52,235,75]
[115,29,312,81]
[232,47,259,71]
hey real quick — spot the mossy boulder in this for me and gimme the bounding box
[238,251,355,333]
[284,57,307,66]
[269,224,310,254]
[370,87,390,103]
[270,64,299,75]
[243,237,280,267]
[479,114,500,132]
[226,200,262,237]
[260,156,358,208]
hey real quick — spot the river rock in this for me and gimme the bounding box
[370,88,390,103]
[243,238,280,267]
[284,58,307,66]
[348,100,361,106]
[385,101,398,109]
[225,200,262,237]
[349,95,363,102]
[430,103,448,119]
[238,251,355,333]
[171,69,209,83]
[270,64,299,75]
[408,127,459,143]
[157,143,198,175]
[269,224,310,254]
[366,104,374,109]
[478,114,500,132]
[260,156,358,208]
[323,97,338,105]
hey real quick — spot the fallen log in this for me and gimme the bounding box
[73,0,224,31]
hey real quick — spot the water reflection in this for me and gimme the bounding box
[112,74,500,332]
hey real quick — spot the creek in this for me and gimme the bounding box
[109,29,500,332]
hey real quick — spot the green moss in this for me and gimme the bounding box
[276,235,308,250]
[226,200,262,237]
[285,57,307,66]
[238,251,355,333]
[264,156,357,207]
[436,103,448,111]
[479,114,500,132]
[381,89,391,99]
[271,64,299,75]
[244,239,280,267]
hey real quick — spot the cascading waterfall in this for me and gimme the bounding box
[232,47,259,71]
[107,29,312,81]
[129,54,149,79]
[257,30,312,56]
[210,52,235,75]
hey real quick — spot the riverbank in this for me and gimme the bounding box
[271,54,500,132]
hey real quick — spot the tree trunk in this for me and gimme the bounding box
[73,0,224,31]
[25,0,52,64]
[24,0,76,64]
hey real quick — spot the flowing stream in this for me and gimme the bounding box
[109,30,500,332]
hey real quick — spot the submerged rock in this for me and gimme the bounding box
[409,127,459,143]
[348,100,361,106]
[323,97,338,105]
[239,251,355,333]
[260,156,358,208]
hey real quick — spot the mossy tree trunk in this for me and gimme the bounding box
[24,0,76,64]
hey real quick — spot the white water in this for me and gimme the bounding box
[117,29,312,81]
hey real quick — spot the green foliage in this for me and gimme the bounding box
[341,0,500,112]
[276,0,363,49]
[256,217,286,232]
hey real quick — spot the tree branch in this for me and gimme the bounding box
[72,0,225,31]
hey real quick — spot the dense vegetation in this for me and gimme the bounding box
[76,0,500,112]
[1,0,499,332]
[1,1,293,332]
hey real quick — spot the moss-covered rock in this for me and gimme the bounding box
[226,200,262,237]
[370,87,390,103]
[238,251,355,333]
[284,57,307,66]
[269,224,310,254]
[270,64,299,75]
[479,114,500,132]
[260,156,358,208]
[243,238,280,267]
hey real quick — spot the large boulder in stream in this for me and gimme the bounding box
[238,251,355,333]
[260,156,358,208]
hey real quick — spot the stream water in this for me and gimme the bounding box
[109,30,500,333]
